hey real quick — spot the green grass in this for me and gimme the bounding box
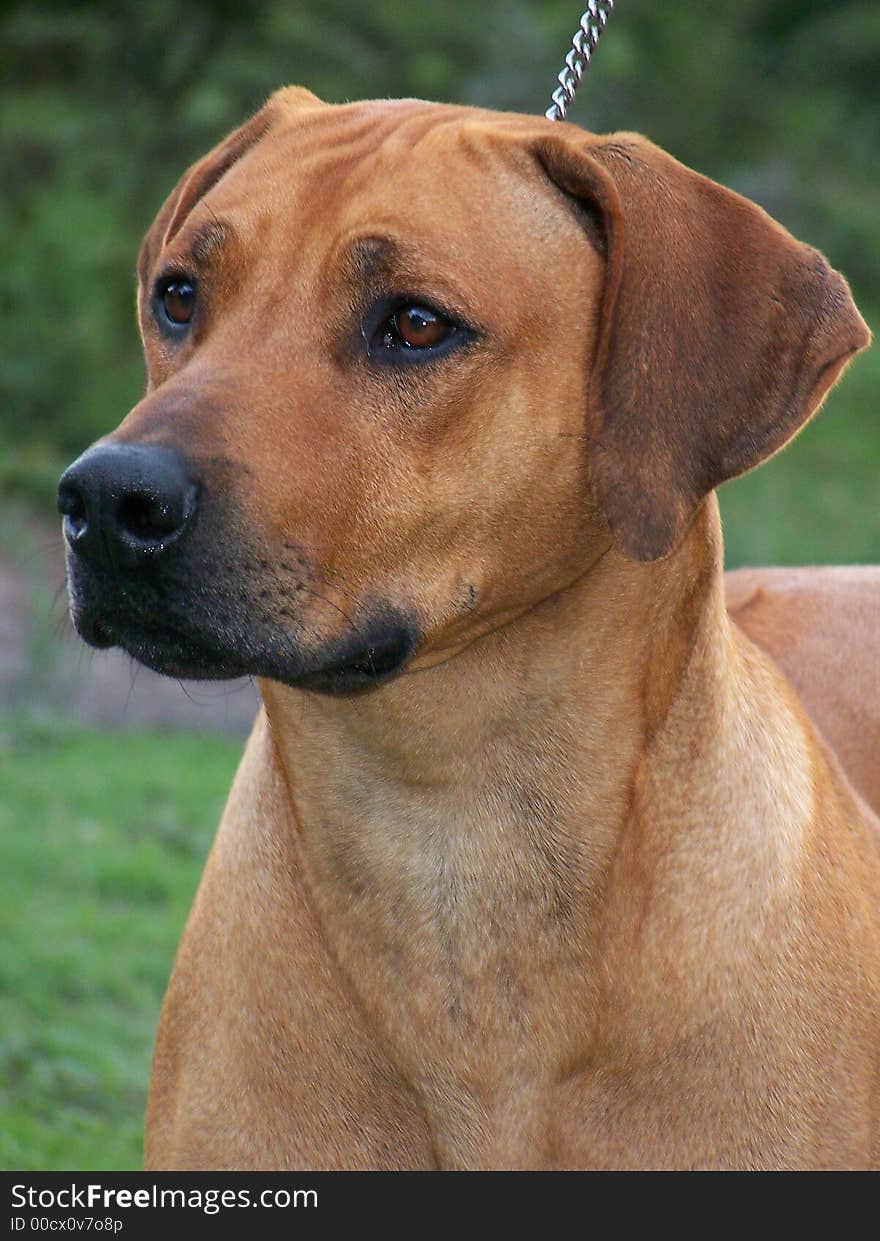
[0,714,241,1170]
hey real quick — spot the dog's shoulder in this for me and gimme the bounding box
[725,565,880,814]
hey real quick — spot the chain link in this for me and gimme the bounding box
[545,1,615,121]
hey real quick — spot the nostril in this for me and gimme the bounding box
[58,480,88,539]
[115,483,195,547]
[117,492,165,541]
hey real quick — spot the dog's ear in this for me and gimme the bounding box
[137,115,270,291]
[137,86,323,289]
[534,132,871,561]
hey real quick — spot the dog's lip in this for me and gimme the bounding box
[75,607,418,692]
[78,607,249,680]
[67,566,420,694]
[72,594,236,666]
[80,613,116,649]
[297,621,418,695]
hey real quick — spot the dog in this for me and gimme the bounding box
[727,567,879,814]
[58,88,879,1169]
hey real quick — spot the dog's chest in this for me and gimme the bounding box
[297,783,611,1083]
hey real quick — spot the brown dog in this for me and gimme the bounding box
[59,89,880,1169]
[728,567,880,814]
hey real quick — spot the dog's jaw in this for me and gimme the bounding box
[65,531,421,694]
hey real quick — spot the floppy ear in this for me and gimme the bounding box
[535,132,871,561]
[136,85,324,289]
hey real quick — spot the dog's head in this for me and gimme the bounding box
[59,88,869,693]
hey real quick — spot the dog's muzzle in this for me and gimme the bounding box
[57,441,419,691]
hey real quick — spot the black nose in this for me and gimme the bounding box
[58,443,197,569]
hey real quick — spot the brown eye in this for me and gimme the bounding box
[159,278,196,326]
[368,297,470,363]
[389,304,451,349]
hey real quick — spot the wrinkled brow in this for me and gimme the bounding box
[338,233,485,328]
[186,217,230,266]
[343,235,403,285]
[138,216,231,290]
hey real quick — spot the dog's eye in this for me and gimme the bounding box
[384,304,451,350]
[157,278,196,327]
[364,295,475,366]
[379,303,455,352]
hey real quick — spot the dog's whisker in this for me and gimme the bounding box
[294,580,361,632]
[295,579,379,680]
[124,658,141,715]
[175,679,201,707]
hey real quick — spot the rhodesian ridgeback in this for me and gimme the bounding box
[727,567,880,814]
[59,88,880,1169]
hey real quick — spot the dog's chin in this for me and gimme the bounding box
[70,602,420,696]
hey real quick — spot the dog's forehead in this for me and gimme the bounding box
[245,98,517,196]
[206,98,586,268]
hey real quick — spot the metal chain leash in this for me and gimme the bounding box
[545,1,615,121]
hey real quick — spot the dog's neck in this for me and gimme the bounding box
[262,501,727,860]
[258,497,810,1157]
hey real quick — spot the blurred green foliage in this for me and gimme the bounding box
[1,0,877,561]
